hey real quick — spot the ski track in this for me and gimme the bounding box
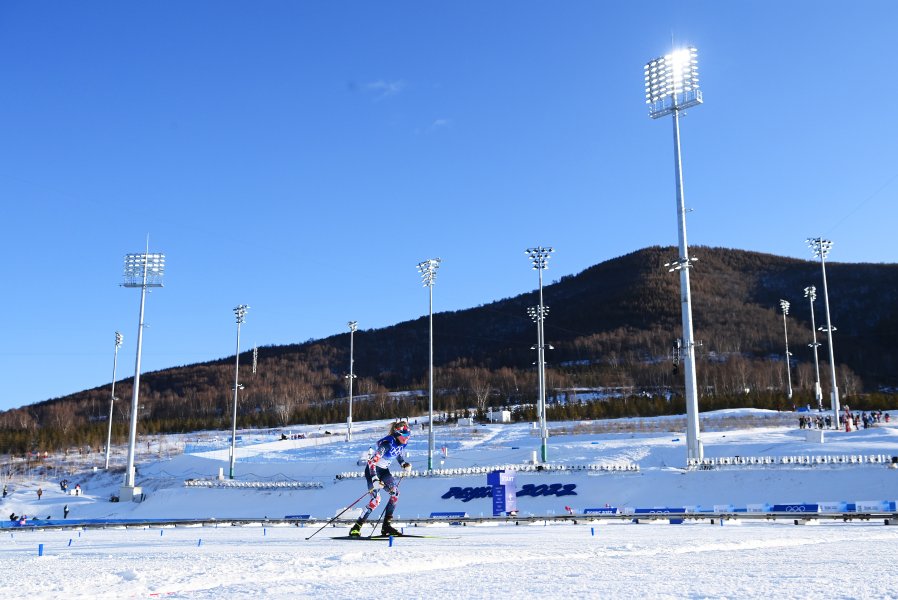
[4,524,898,599]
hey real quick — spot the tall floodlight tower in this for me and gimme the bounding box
[779,300,793,400]
[229,304,249,479]
[807,238,840,428]
[346,320,358,442]
[525,246,554,463]
[104,331,124,470]
[120,249,165,501]
[526,304,551,461]
[645,47,704,461]
[417,258,441,470]
[804,286,824,412]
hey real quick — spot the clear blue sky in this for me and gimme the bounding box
[1,1,895,411]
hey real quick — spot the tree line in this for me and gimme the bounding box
[2,246,897,454]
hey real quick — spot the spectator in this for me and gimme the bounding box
[63,504,69,519]
[74,484,81,496]
[36,487,42,500]
[2,484,6,498]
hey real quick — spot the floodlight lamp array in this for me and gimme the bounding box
[122,253,165,287]
[233,304,249,324]
[348,321,358,333]
[417,258,441,286]
[525,246,554,270]
[664,256,698,272]
[804,286,817,301]
[644,47,702,118]
[115,331,123,348]
[526,305,550,322]
[806,237,833,259]
[780,299,790,315]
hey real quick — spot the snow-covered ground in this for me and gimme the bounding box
[2,409,897,599]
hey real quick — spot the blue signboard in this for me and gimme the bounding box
[634,507,686,515]
[487,470,517,516]
[770,503,819,513]
[584,507,619,515]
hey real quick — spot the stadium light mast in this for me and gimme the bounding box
[526,304,551,462]
[804,286,824,412]
[417,258,441,471]
[120,247,165,502]
[346,320,358,442]
[525,246,554,463]
[807,238,840,428]
[645,46,704,461]
[779,300,793,401]
[229,304,249,479]
[104,331,123,470]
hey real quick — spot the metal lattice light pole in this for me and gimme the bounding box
[807,238,840,428]
[779,300,793,401]
[346,320,358,442]
[104,331,123,470]
[804,286,824,412]
[229,304,249,479]
[525,246,553,463]
[645,46,704,462]
[120,249,165,501]
[417,258,441,471]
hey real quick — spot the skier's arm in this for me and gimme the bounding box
[397,448,412,471]
[367,441,388,471]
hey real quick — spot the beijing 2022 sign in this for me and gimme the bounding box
[441,482,577,503]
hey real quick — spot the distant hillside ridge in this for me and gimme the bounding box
[2,246,897,452]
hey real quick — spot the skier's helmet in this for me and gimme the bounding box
[391,421,411,443]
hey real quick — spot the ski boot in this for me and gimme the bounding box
[381,518,402,537]
[349,520,363,537]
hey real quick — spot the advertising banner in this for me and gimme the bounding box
[487,470,517,516]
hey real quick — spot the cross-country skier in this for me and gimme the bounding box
[349,421,413,537]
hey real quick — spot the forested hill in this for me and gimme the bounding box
[3,246,897,450]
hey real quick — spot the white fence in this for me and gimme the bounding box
[335,462,639,480]
[183,480,322,489]
[688,454,895,470]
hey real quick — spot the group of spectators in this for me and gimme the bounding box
[843,408,889,431]
[797,414,832,430]
[798,407,891,431]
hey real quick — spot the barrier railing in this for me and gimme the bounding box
[184,480,322,489]
[334,462,639,480]
[687,454,896,470]
[586,500,898,518]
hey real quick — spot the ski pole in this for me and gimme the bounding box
[305,487,374,540]
[367,475,405,538]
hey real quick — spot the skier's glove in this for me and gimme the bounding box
[401,462,412,472]
[371,476,384,489]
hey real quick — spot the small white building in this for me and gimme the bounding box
[488,410,512,423]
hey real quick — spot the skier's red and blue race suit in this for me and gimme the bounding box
[359,433,410,521]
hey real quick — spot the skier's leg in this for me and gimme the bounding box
[380,469,402,535]
[350,466,380,536]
